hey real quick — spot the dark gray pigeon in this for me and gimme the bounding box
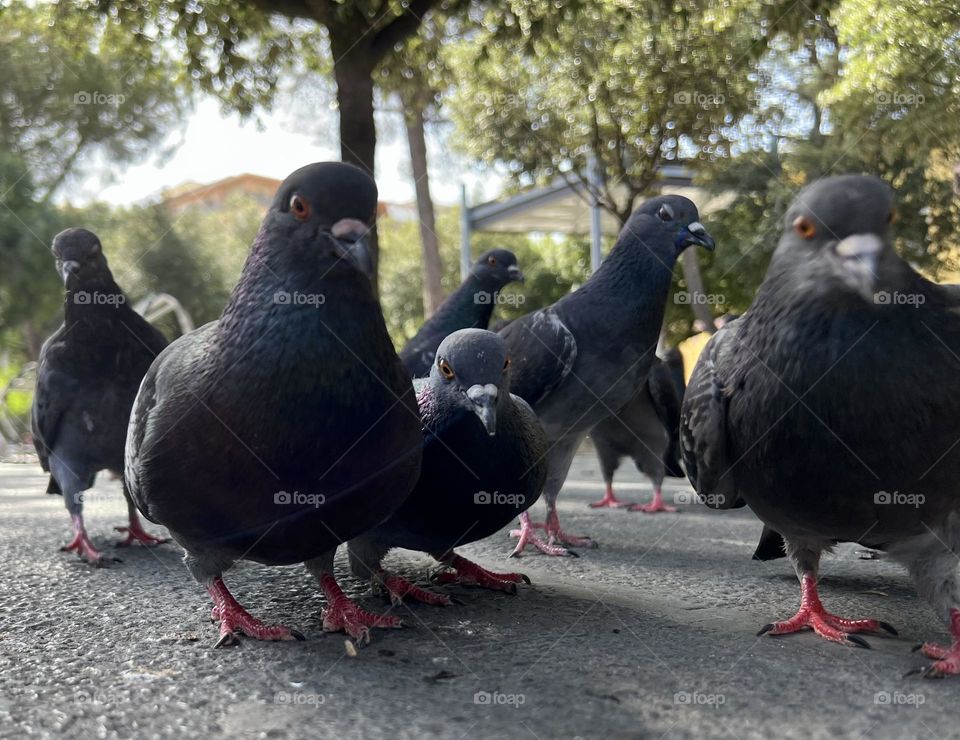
[680,174,960,677]
[587,357,683,512]
[31,228,169,566]
[400,249,523,377]
[501,195,715,555]
[125,163,423,646]
[349,329,547,604]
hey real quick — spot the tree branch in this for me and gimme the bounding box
[370,0,441,61]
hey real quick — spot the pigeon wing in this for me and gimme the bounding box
[679,323,742,509]
[499,307,578,408]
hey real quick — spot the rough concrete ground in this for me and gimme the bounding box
[0,451,954,740]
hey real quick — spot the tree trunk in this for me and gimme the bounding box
[404,102,444,316]
[680,250,715,327]
[332,50,381,294]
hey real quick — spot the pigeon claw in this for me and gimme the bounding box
[206,577,303,647]
[907,610,960,678]
[589,486,633,508]
[319,573,401,646]
[904,643,960,679]
[545,528,597,550]
[508,512,575,557]
[376,573,452,607]
[543,509,597,549]
[114,522,170,548]
[60,521,114,567]
[433,553,529,594]
[627,489,677,514]
[758,574,892,649]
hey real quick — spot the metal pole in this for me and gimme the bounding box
[460,183,471,281]
[588,155,603,273]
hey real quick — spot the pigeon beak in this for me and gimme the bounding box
[679,222,716,251]
[507,265,525,283]
[59,260,81,286]
[834,233,884,302]
[330,218,373,278]
[466,383,498,436]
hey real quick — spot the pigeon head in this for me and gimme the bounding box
[774,175,895,303]
[259,161,378,278]
[51,228,110,288]
[471,248,524,287]
[627,195,715,256]
[429,328,511,436]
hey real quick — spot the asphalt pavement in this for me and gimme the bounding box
[0,449,955,739]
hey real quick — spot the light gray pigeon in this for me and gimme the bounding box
[500,195,714,555]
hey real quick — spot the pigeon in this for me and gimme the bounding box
[31,228,170,566]
[680,174,960,676]
[587,357,683,512]
[400,249,524,377]
[348,329,547,604]
[501,196,715,555]
[124,162,423,646]
[659,348,687,478]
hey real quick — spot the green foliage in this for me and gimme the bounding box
[828,0,960,151]
[0,152,65,352]
[445,0,767,220]
[2,2,186,197]
[82,0,321,118]
[63,195,263,331]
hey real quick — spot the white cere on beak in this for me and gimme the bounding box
[687,222,706,236]
[467,384,498,403]
[834,233,884,302]
[835,233,883,263]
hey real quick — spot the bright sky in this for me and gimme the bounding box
[66,97,498,208]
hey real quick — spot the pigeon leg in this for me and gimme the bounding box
[373,571,452,607]
[757,572,895,648]
[589,484,633,508]
[509,511,576,557]
[901,541,960,678]
[432,551,531,593]
[54,462,112,566]
[206,576,304,647]
[60,513,109,566]
[317,572,402,644]
[543,507,597,549]
[910,610,960,678]
[115,500,170,547]
[627,486,678,514]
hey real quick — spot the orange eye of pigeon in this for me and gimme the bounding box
[290,195,310,222]
[487,257,497,266]
[793,216,816,240]
[438,359,455,380]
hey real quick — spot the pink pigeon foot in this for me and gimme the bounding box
[509,511,577,557]
[60,514,111,566]
[433,552,530,593]
[589,485,632,508]
[207,577,304,647]
[115,510,170,547]
[627,487,677,513]
[376,572,452,606]
[319,573,401,645]
[908,609,960,678]
[757,573,896,649]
